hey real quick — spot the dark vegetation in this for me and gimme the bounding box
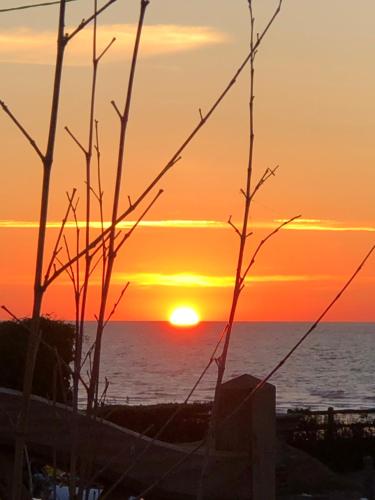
[0,317,74,403]
[97,402,212,443]
[280,408,375,473]
[99,403,375,473]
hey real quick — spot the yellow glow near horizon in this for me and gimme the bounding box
[169,306,200,327]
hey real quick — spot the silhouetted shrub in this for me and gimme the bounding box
[0,317,74,402]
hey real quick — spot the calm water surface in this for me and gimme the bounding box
[83,321,375,412]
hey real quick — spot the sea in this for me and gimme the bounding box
[83,321,375,413]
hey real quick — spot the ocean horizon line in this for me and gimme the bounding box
[79,319,375,324]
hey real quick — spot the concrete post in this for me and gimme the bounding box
[215,374,276,500]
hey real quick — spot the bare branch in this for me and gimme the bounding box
[44,188,77,283]
[56,255,74,283]
[94,119,107,284]
[0,101,44,161]
[240,188,248,200]
[249,165,279,201]
[80,341,95,375]
[115,189,164,254]
[98,377,110,406]
[12,1,69,492]
[97,37,116,62]
[65,126,87,156]
[84,252,102,286]
[66,0,118,42]
[0,0,77,13]
[62,235,77,290]
[198,2,281,496]
[228,215,241,237]
[111,100,122,119]
[88,184,100,203]
[241,215,300,283]
[104,282,130,326]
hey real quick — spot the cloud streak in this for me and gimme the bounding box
[274,218,375,233]
[0,24,229,66]
[112,272,332,288]
[0,218,374,232]
[0,219,227,229]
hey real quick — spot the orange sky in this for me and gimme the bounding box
[1,0,375,321]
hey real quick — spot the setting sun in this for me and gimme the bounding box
[169,306,200,327]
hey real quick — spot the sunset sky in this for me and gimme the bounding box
[1,0,374,322]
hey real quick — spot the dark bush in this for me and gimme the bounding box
[0,317,74,403]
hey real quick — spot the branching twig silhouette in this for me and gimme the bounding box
[0,0,77,13]
[249,165,279,202]
[198,2,281,496]
[44,188,77,284]
[66,0,118,42]
[94,120,107,287]
[0,102,44,160]
[240,215,301,284]
[114,189,164,254]
[104,282,130,326]
[9,2,69,494]
[43,1,282,289]
[0,0,119,495]
[87,0,150,412]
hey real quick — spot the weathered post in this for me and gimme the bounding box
[215,374,276,500]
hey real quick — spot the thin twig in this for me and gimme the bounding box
[56,255,74,282]
[240,214,301,284]
[65,126,87,155]
[63,235,78,293]
[94,120,107,286]
[0,101,44,161]
[249,165,279,201]
[111,100,122,119]
[104,282,130,326]
[97,37,116,62]
[0,0,77,13]
[114,189,164,254]
[228,215,241,237]
[66,0,118,42]
[44,188,77,283]
[80,339,96,373]
[98,377,110,406]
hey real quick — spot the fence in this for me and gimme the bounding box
[277,407,375,473]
